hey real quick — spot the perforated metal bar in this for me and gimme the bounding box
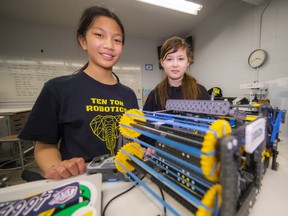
[166,100,231,115]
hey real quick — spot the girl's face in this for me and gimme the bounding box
[78,16,123,71]
[161,48,190,83]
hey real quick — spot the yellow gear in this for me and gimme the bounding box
[201,120,231,182]
[246,115,257,121]
[251,103,261,107]
[115,142,144,173]
[196,184,222,216]
[119,109,146,138]
[262,148,271,163]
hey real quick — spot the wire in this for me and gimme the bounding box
[259,0,272,49]
[158,185,167,216]
[102,174,146,216]
[256,0,272,81]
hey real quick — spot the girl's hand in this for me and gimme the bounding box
[44,157,86,180]
[142,147,156,161]
[144,147,156,156]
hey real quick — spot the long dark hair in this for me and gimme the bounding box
[76,6,125,71]
[156,36,200,109]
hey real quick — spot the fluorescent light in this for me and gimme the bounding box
[136,0,202,15]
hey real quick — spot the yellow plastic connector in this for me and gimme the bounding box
[119,109,146,138]
[115,142,144,173]
[196,184,222,216]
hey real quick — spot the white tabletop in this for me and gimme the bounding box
[249,143,288,216]
[102,142,288,216]
[102,178,191,216]
[1,142,287,216]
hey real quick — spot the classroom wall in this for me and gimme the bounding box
[0,18,163,108]
[0,0,287,136]
[0,19,81,60]
[189,0,288,137]
[190,0,287,94]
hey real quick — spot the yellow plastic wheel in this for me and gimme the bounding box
[119,109,146,138]
[201,120,231,181]
[196,184,222,216]
[115,142,144,173]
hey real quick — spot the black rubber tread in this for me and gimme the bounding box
[219,136,239,216]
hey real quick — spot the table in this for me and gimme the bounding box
[102,178,191,216]
[102,141,288,216]
[249,141,288,216]
[1,143,287,216]
[0,108,31,136]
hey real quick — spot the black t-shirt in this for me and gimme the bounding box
[19,71,138,161]
[143,84,210,111]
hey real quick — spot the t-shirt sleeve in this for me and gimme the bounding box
[18,83,60,144]
[132,92,139,109]
[198,84,211,100]
[143,90,156,111]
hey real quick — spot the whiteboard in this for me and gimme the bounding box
[0,57,142,108]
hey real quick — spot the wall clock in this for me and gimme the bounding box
[248,49,268,69]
